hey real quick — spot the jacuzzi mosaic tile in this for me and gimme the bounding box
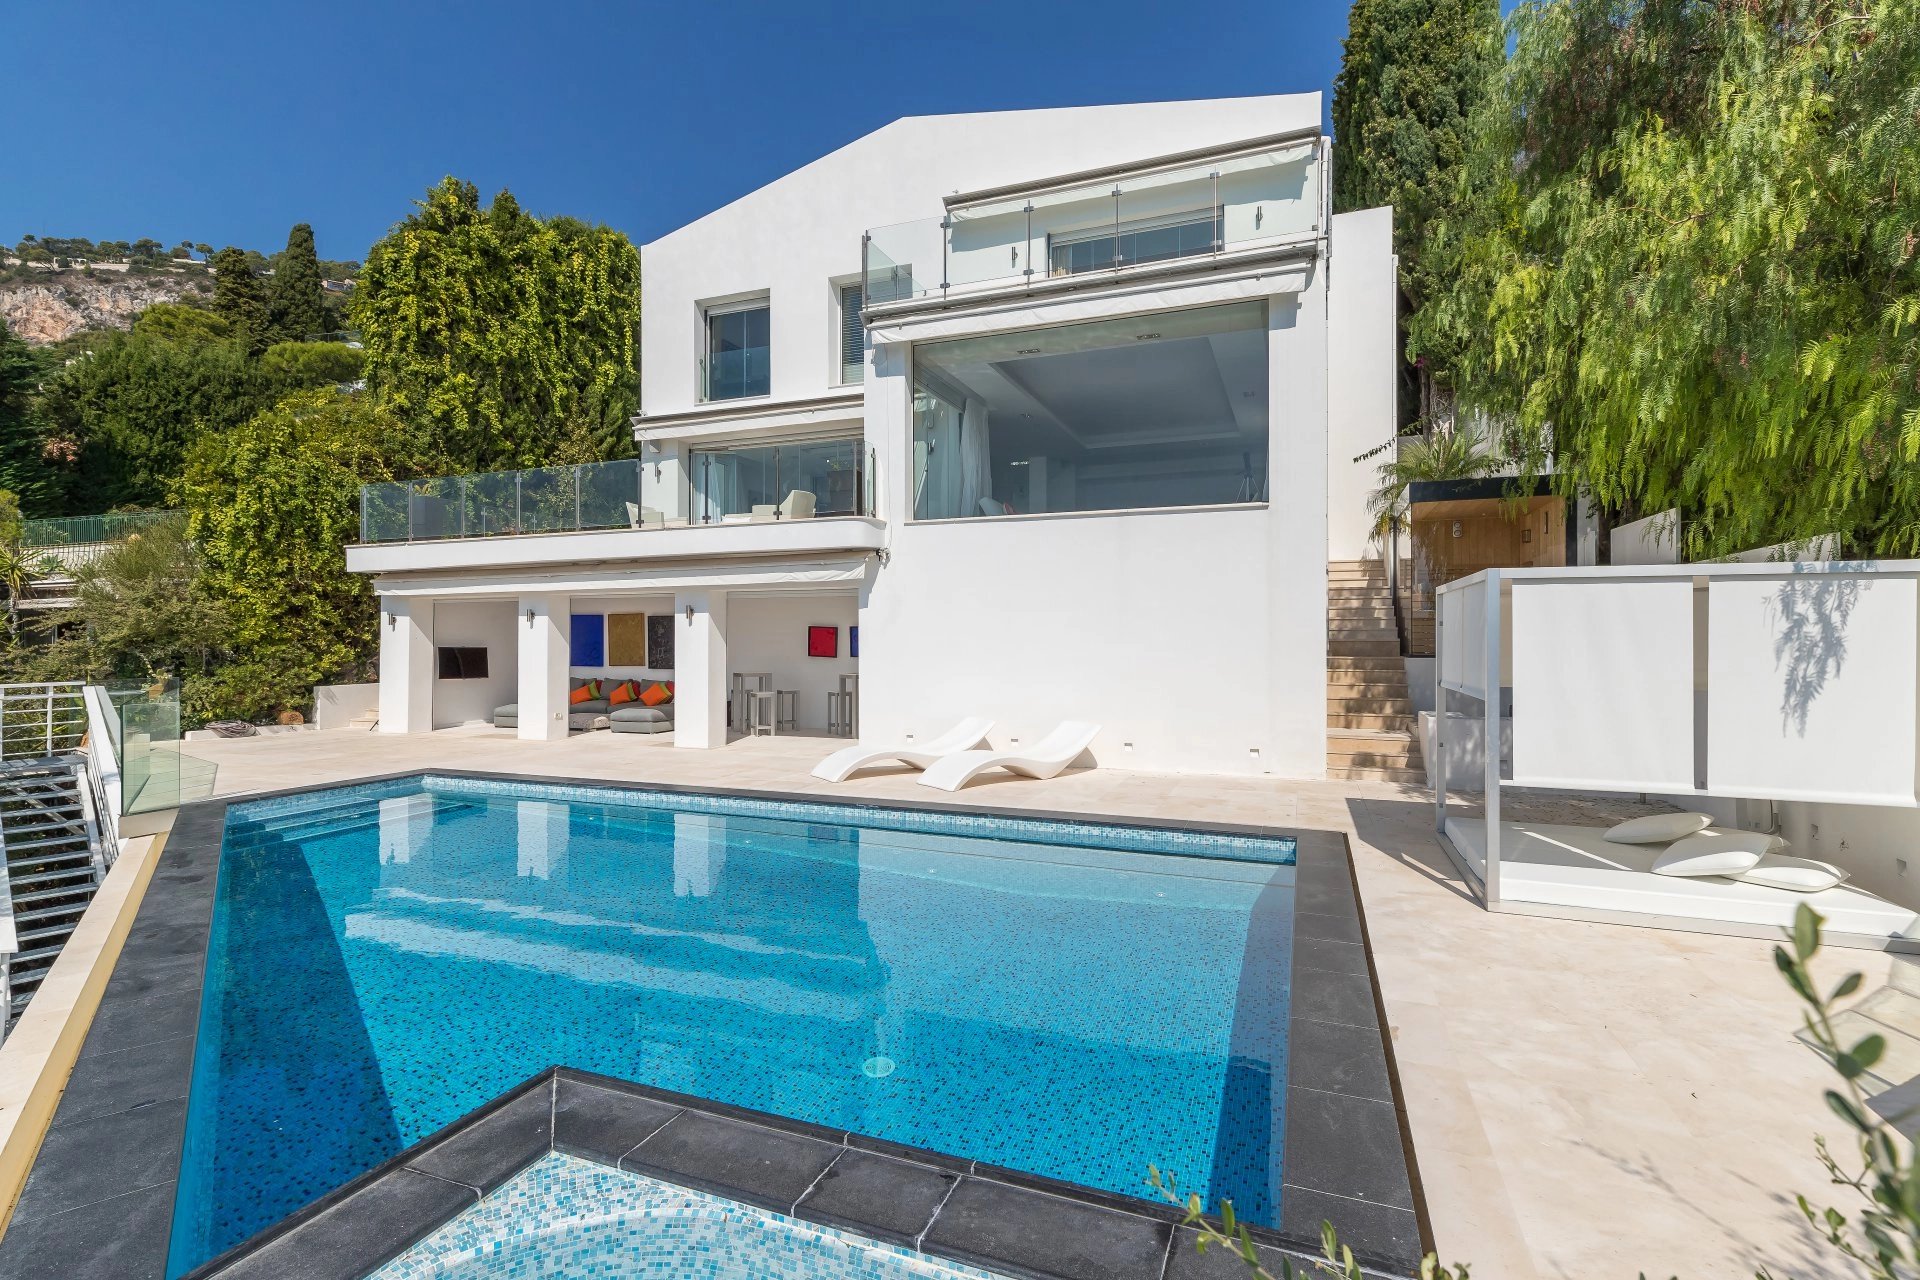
[365,1152,1013,1280]
[166,777,1293,1276]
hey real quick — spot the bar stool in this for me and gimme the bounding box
[746,689,777,736]
[731,672,770,731]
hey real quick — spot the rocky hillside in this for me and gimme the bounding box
[0,269,213,344]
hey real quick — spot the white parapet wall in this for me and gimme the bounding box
[312,683,379,730]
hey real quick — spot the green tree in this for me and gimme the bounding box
[0,320,60,513]
[1332,0,1501,426]
[258,340,364,388]
[1365,421,1505,542]
[352,177,642,472]
[36,304,363,511]
[268,222,327,342]
[209,245,270,352]
[1416,0,1920,558]
[178,388,425,722]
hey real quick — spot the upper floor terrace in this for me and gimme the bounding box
[862,129,1326,319]
[349,446,882,578]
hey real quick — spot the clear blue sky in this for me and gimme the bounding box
[4,0,1356,262]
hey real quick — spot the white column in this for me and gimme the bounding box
[378,596,434,733]
[674,589,728,749]
[517,593,572,742]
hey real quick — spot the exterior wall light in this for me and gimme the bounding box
[685,605,694,624]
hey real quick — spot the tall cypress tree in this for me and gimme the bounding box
[269,223,327,342]
[1331,0,1501,425]
[209,246,270,353]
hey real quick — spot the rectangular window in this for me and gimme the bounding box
[911,301,1266,520]
[436,647,489,680]
[838,283,865,385]
[1048,208,1221,278]
[704,300,770,401]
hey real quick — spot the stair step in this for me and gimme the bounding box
[1326,764,1429,784]
[1330,713,1416,732]
[9,866,94,891]
[10,882,95,909]
[16,922,77,947]
[1330,695,1415,715]
[1329,641,1400,658]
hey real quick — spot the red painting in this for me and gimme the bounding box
[807,625,838,658]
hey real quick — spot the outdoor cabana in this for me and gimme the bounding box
[1433,560,1920,949]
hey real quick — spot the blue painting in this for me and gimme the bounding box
[850,625,859,658]
[570,613,605,667]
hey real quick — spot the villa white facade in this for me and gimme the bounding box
[347,94,1396,776]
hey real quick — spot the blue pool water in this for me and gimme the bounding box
[166,777,1295,1276]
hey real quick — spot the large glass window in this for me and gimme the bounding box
[690,436,865,523]
[911,301,1267,520]
[1048,209,1221,277]
[704,301,770,400]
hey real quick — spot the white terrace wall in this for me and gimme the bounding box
[1326,206,1397,563]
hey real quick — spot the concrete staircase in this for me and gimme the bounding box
[1327,560,1425,784]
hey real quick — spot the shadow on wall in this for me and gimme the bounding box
[1771,574,1860,736]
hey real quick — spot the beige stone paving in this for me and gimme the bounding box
[183,727,1876,1279]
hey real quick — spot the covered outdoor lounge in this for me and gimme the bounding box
[1432,560,1920,948]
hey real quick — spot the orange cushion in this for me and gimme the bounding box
[607,680,640,706]
[639,680,673,707]
[568,681,600,706]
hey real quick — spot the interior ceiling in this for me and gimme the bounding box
[928,328,1266,455]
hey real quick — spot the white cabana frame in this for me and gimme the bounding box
[1432,561,1920,945]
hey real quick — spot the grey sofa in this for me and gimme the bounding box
[494,678,672,733]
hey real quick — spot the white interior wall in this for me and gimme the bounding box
[566,594,678,685]
[1326,206,1396,562]
[724,593,860,732]
[432,600,517,727]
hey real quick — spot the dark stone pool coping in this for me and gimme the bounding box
[0,768,1423,1279]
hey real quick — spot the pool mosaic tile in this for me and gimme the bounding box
[365,1152,1013,1280]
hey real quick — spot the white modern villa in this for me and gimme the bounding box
[346,93,1399,778]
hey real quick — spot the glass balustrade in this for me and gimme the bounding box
[865,135,1322,307]
[360,447,877,543]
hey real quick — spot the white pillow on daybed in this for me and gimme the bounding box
[1737,856,1849,893]
[1605,812,1715,845]
[1651,831,1783,878]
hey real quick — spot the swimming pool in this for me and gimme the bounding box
[166,776,1296,1276]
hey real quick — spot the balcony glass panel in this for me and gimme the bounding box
[911,301,1267,520]
[866,137,1319,306]
[358,459,657,543]
[690,438,867,524]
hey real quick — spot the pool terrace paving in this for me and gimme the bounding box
[141,727,1878,1279]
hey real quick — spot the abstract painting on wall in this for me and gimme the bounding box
[647,614,676,670]
[569,614,605,667]
[607,613,648,666]
[807,625,838,658]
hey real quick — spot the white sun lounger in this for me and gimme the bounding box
[809,718,995,783]
[916,721,1101,792]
